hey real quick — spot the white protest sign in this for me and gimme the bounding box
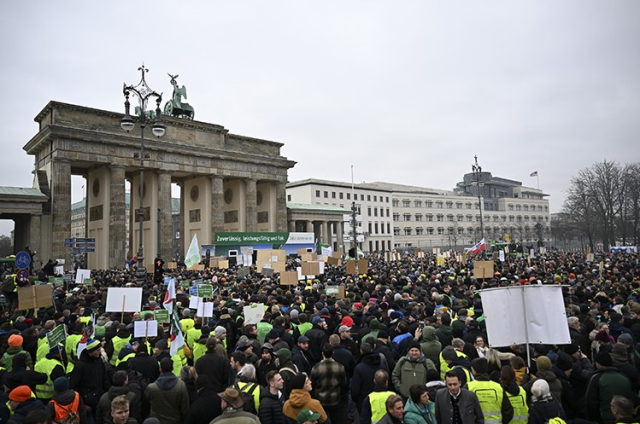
[105,287,143,312]
[75,269,91,285]
[55,266,64,276]
[243,303,265,325]
[134,320,158,338]
[481,285,570,347]
[196,302,214,317]
[189,297,202,310]
[499,250,505,262]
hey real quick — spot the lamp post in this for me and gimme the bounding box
[121,64,165,280]
[471,155,485,243]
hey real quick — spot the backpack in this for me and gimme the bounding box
[51,392,81,424]
[0,276,15,294]
[234,381,259,415]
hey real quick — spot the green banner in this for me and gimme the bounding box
[48,276,64,286]
[326,286,340,297]
[83,278,93,286]
[47,325,67,349]
[180,279,191,288]
[197,284,213,298]
[154,310,170,324]
[214,232,314,248]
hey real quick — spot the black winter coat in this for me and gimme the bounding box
[258,390,285,424]
[129,352,160,384]
[69,350,111,409]
[351,352,387,414]
[185,387,222,424]
[194,350,229,393]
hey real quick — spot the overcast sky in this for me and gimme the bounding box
[1,1,638,236]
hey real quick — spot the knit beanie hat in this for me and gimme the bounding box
[531,379,550,399]
[536,356,552,371]
[53,377,69,393]
[9,386,31,402]
[214,326,227,338]
[289,373,307,391]
[471,357,489,374]
[8,334,23,347]
[408,340,421,352]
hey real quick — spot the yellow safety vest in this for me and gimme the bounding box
[34,358,62,400]
[116,352,135,366]
[110,335,131,365]
[237,381,261,411]
[36,337,49,362]
[467,380,504,424]
[369,391,396,423]
[506,386,528,424]
[292,322,313,336]
[439,349,468,379]
[79,316,90,324]
[65,334,83,361]
[256,322,273,344]
[192,342,207,363]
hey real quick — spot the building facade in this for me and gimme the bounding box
[287,172,550,252]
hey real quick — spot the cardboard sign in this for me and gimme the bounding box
[167,262,177,269]
[189,264,204,271]
[297,248,310,256]
[18,285,53,310]
[327,256,341,266]
[243,303,265,325]
[154,310,170,324]
[301,253,316,262]
[346,260,356,275]
[302,262,320,276]
[105,287,143,312]
[134,320,158,338]
[474,261,494,280]
[238,267,251,278]
[358,259,369,274]
[280,271,298,285]
[47,325,67,349]
[325,285,345,299]
[271,261,286,273]
[217,260,229,269]
[261,267,275,277]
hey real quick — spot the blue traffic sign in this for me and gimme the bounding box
[75,238,95,243]
[16,269,29,283]
[64,238,75,247]
[15,251,31,269]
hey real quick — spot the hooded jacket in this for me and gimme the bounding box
[282,389,328,423]
[351,351,386,413]
[419,326,442,367]
[3,352,47,391]
[185,386,222,424]
[404,397,436,424]
[7,398,47,424]
[144,372,190,424]
[95,385,141,424]
[46,389,87,424]
[69,348,110,408]
[392,353,436,398]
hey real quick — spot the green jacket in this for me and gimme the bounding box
[586,366,631,424]
[404,398,436,424]
[392,355,436,399]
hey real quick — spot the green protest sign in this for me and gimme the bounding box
[197,285,213,298]
[154,310,170,324]
[52,277,64,286]
[180,279,190,288]
[47,325,67,349]
[326,286,340,297]
[83,278,93,286]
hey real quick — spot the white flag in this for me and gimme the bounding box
[169,308,185,356]
[184,234,201,269]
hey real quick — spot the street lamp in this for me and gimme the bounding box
[471,155,484,243]
[121,64,165,279]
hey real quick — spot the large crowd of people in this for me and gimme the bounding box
[0,249,639,424]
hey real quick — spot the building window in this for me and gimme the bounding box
[368,207,371,216]
[524,205,529,211]
[458,227,465,234]
[386,197,389,203]
[315,190,320,197]
[415,214,422,221]
[386,209,390,217]
[361,194,364,201]
[374,195,377,202]
[374,208,378,217]
[287,194,291,201]
[509,216,514,222]
[447,227,454,235]
[339,192,343,199]
[426,200,433,208]
[414,200,422,208]
[347,193,351,200]
[393,213,400,221]
[466,203,472,209]
[457,214,464,222]
[392,199,399,207]
[367,195,371,201]
[324,191,328,198]
[437,227,445,235]
[394,227,400,236]
[446,201,453,209]
[332,192,336,198]
[427,227,434,235]
[403,213,411,221]
[368,223,372,234]
[387,223,391,233]
[447,214,454,222]
[375,223,379,234]
[456,202,463,209]
[416,227,424,235]
[516,205,521,211]
[404,228,412,235]
[403,200,411,207]
[436,214,444,222]
[508,204,514,211]
[436,201,443,208]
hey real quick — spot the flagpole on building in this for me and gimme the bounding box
[537,174,539,190]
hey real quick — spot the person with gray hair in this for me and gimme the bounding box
[610,395,635,422]
[528,379,566,424]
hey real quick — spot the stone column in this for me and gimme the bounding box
[321,221,329,244]
[210,176,224,236]
[275,181,288,232]
[288,220,296,232]
[109,165,127,269]
[178,182,185,260]
[51,159,72,264]
[245,178,257,232]
[306,221,313,233]
[157,171,172,261]
[29,214,41,269]
[336,221,344,254]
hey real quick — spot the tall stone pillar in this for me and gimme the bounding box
[275,182,288,232]
[158,171,172,261]
[306,221,313,233]
[336,221,344,254]
[245,178,257,232]
[109,165,127,269]
[321,221,329,244]
[288,220,296,232]
[210,176,224,236]
[178,182,185,260]
[29,214,41,268]
[51,159,72,264]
